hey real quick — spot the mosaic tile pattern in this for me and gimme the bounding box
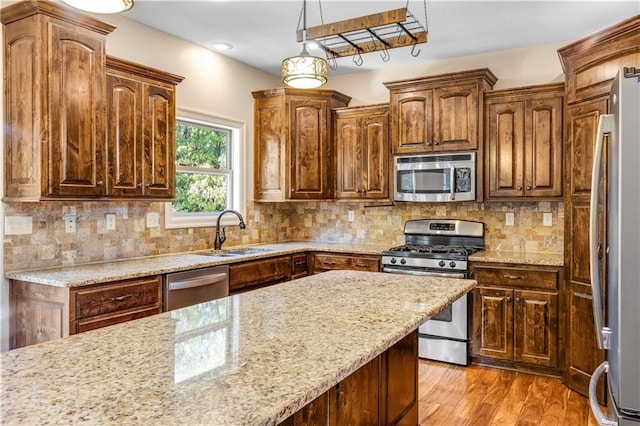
[4,200,563,271]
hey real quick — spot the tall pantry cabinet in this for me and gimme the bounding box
[558,15,640,401]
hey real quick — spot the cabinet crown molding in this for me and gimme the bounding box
[383,68,498,91]
[1,0,116,34]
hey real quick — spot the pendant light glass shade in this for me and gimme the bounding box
[281,45,328,89]
[62,0,134,13]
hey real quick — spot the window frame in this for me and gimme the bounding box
[165,109,246,229]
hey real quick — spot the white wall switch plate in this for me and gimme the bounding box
[5,216,33,235]
[106,214,116,230]
[64,215,76,233]
[146,212,160,228]
[543,212,553,226]
[348,211,355,222]
[254,210,261,222]
[505,212,514,226]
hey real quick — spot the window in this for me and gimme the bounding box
[165,110,245,229]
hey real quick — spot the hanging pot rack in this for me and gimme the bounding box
[295,7,428,62]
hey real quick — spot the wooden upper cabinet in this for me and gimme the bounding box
[252,88,350,201]
[384,68,497,154]
[333,104,389,200]
[2,1,115,201]
[106,57,183,199]
[484,84,564,200]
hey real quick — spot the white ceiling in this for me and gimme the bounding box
[123,0,640,77]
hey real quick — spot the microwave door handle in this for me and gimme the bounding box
[450,168,456,201]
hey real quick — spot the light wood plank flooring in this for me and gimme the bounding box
[418,360,601,425]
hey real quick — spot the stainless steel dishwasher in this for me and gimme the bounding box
[163,265,229,311]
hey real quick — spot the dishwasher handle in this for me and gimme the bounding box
[168,272,228,291]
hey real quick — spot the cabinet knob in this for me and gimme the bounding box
[426,142,432,146]
[434,141,439,146]
[97,181,104,187]
[526,186,532,190]
[517,186,522,191]
[137,183,142,188]
[146,183,151,188]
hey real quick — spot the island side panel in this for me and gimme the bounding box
[282,329,418,426]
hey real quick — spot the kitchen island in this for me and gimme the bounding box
[1,270,475,425]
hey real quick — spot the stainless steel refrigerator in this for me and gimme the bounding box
[589,67,640,425]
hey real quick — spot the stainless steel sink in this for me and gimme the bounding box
[197,247,274,257]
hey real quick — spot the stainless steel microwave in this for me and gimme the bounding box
[394,152,476,202]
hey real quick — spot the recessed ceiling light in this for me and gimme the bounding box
[211,42,234,52]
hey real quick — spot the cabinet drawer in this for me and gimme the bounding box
[312,253,380,273]
[474,266,558,290]
[76,306,160,333]
[230,256,292,292]
[74,276,161,320]
[291,253,309,279]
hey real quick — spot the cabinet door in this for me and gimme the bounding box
[514,290,558,367]
[230,256,292,293]
[361,113,389,199]
[472,287,514,360]
[289,98,331,199]
[486,101,525,198]
[254,96,286,201]
[142,82,176,198]
[335,116,362,199]
[384,331,418,425]
[566,99,609,197]
[525,97,563,197]
[48,22,107,197]
[107,73,144,196]
[433,84,479,151]
[390,89,433,154]
[329,356,380,426]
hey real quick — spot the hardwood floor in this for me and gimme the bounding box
[418,360,601,425]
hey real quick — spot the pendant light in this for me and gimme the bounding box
[281,0,328,89]
[62,0,134,14]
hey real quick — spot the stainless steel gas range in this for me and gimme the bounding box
[382,219,484,366]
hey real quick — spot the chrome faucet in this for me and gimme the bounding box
[214,209,246,250]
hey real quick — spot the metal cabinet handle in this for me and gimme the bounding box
[322,261,336,265]
[137,183,142,188]
[354,263,369,268]
[146,183,151,188]
[111,294,133,302]
[97,181,104,187]
[503,275,524,280]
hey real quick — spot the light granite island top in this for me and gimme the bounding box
[1,270,475,425]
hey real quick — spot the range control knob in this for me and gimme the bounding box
[400,258,407,265]
[449,261,457,268]
[438,260,446,267]
[390,258,397,264]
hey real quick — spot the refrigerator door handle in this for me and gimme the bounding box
[589,361,618,426]
[589,114,613,350]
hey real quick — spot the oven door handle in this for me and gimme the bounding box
[382,267,466,279]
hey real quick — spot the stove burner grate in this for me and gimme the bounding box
[388,244,476,257]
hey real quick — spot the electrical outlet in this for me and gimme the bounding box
[348,211,355,222]
[64,215,76,233]
[106,214,116,230]
[255,210,261,222]
[146,212,160,228]
[505,212,514,226]
[543,212,553,227]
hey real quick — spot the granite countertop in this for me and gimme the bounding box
[1,270,476,425]
[4,242,390,287]
[469,250,564,267]
[5,241,563,287]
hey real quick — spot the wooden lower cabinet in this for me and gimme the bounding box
[471,263,561,375]
[10,275,162,349]
[282,330,418,426]
[310,253,380,274]
[229,255,293,294]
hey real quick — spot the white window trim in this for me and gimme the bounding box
[165,108,246,229]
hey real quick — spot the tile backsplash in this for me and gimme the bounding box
[3,200,562,271]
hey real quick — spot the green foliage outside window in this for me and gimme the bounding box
[173,122,231,214]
